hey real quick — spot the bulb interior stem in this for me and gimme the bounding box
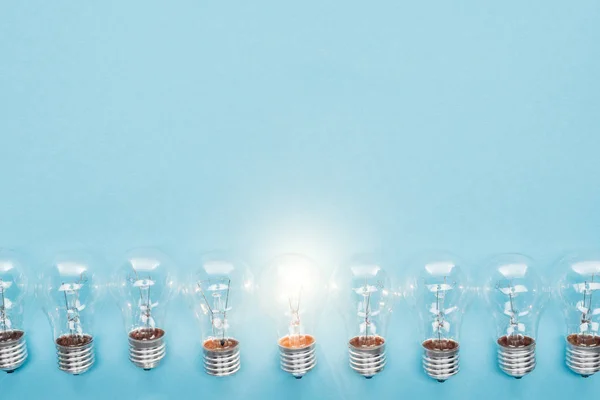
[0,280,6,333]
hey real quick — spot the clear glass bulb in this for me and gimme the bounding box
[37,251,100,375]
[482,253,547,379]
[259,254,326,379]
[112,248,176,370]
[0,249,29,373]
[408,252,470,382]
[329,254,394,378]
[557,252,600,377]
[184,252,254,376]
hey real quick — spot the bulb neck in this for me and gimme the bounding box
[496,335,536,378]
[421,339,460,382]
[128,328,166,370]
[278,335,317,378]
[202,338,241,376]
[0,330,27,372]
[55,334,94,375]
[348,335,386,378]
[565,334,600,377]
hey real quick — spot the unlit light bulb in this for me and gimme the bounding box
[557,252,600,377]
[259,254,325,378]
[185,252,254,376]
[112,248,175,370]
[483,254,547,378]
[409,252,470,382]
[0,250,29,373]
[38,252,100,375]
[330,254,394,378]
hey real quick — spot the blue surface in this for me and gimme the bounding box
[1,1,600,398]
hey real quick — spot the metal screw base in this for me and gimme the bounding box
[203,342,241,376]
[422,340,460,382]
[566,340,600,377]
[0,331,27,372]
[279,341,316,378]
[128,332,166,370]
[56,336,95,375]
[497,339,536,378]
[348,337,386,378]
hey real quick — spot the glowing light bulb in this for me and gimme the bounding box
[557,252,600,377]
[112,248,175,370]
[407,252,470,382]
[37,252,100,375]
[0,249,29,373]
[329,254,394,378]
[259,254,326,378]
[184,252,254,376]
[482,254,547,378]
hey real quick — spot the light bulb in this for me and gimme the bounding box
[37,252,100,375]
[557,252,600,377]
[259,254,326,379]
[112,248,175,370]
[184,252,254,376]
[329,254,394,378]
[0,249,29,373]
[482,253,547,379]
[408,252,470,382]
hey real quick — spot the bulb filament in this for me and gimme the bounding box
[61,272,87,337]
[0,279,7,333]
[579,274,595,342]
[496,279,525,346]
[363,283,371,343]
[140,278,152,329]
[508,281,520,340]
[287,287,303,347]
[198,278,231,347]
[128,269,156,330]
[435,277,446,344]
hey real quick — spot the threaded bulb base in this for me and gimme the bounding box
[278,335,317,378]
[348,336,386,378]
[422,339,460,382]
[128,328,166,370]
[566,334,600,377]
[203,338,241,376]
[497,335,536,378]
[56,334,94,375]
[0,330,27,372]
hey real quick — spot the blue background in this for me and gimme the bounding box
[1,1,599,398]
